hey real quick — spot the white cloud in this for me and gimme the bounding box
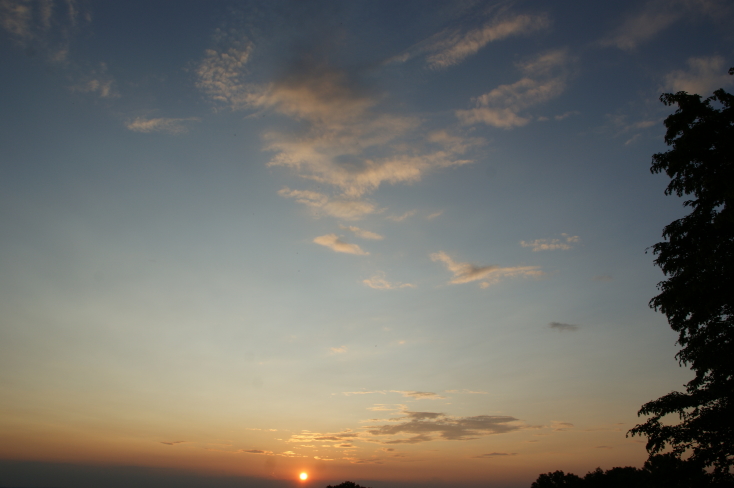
[663,56,733,94]
[520,234,579,251]
[363,273,415,290]
[126,117,200,134]
[426,211,443,220]
[425,14,549,69]
[430,251,542,287]
[339,225,383,240]
[457,50,569,129]
[313,234,369,255]
[330,346,348,354]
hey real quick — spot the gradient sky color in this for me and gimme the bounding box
[1,1,733,487]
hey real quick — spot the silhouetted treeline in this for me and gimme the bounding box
[326,482,371,488]
[531,454,733,487]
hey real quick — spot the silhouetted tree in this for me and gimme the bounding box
[643,452,711,488]
[628,68,734,482]
[583,466,647,488]
[326,482,371,488]
[530,470,584,487]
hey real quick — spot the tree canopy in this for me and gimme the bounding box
[628,68,734,481]
[530,454,713,488]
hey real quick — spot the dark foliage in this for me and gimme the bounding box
[628,68,734,481]
[531,470,584,487]
[326,482,371,488]
[530,455,720,487]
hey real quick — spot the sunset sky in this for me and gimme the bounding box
[1,1,733,487]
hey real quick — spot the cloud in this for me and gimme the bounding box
[339,225,383,240]
[366,410,526,443]
[287,407,528,446]
[520,234,579,251]
[473,452,517,458]
[600,0,730,51]
[663,56,733,94]
[239,449,273,454]
[363,272,415,290]
[330,346,347,354]
[551,421,574,431]
[426,211,443,220]
[430,251,542,287]
[342,391,388,396]
[445,389,488,394]
[425,13,550,69]
[126,117,200,135]
[70,63,118,98]
[313,234,369,255]
[600,4,680,50]
[160,441,187,445]
[555,111,580,121]
[196,44,254,109]
[457,50,570,129]
[391,391,446,400]
[387,210,417,222]
[195,49,480,217]
[0,0,81,60]
[278,188,377,220]
[288,429,361,444]
[549,322,579,332]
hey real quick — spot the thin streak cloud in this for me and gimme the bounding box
[430,251,543,287]
[313,234,369,255]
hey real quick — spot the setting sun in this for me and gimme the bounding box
[299,472,308,481]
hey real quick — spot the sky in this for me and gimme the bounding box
[0,1,732,487]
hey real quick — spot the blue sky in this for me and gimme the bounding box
[1,1,732,487]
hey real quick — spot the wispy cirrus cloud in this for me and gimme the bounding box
[520,233,579,251]
[126,117,200,134]
[599,0,730,51]
[663,56,733,94]
[430,251,542,288]
[363,273,416,290]
[424,13,549,69]
[196,43,481,219]
[313,234,368,255]
[160,440,187,446]
[457,50,571,129]
[278,188,378,220]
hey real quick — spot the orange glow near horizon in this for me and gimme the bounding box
[299,472,308,481]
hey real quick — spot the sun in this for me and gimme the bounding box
[299,472,308,481]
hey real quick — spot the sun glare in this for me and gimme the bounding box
[299,472,308,481]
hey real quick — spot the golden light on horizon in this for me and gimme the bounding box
[299,472,308,481]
